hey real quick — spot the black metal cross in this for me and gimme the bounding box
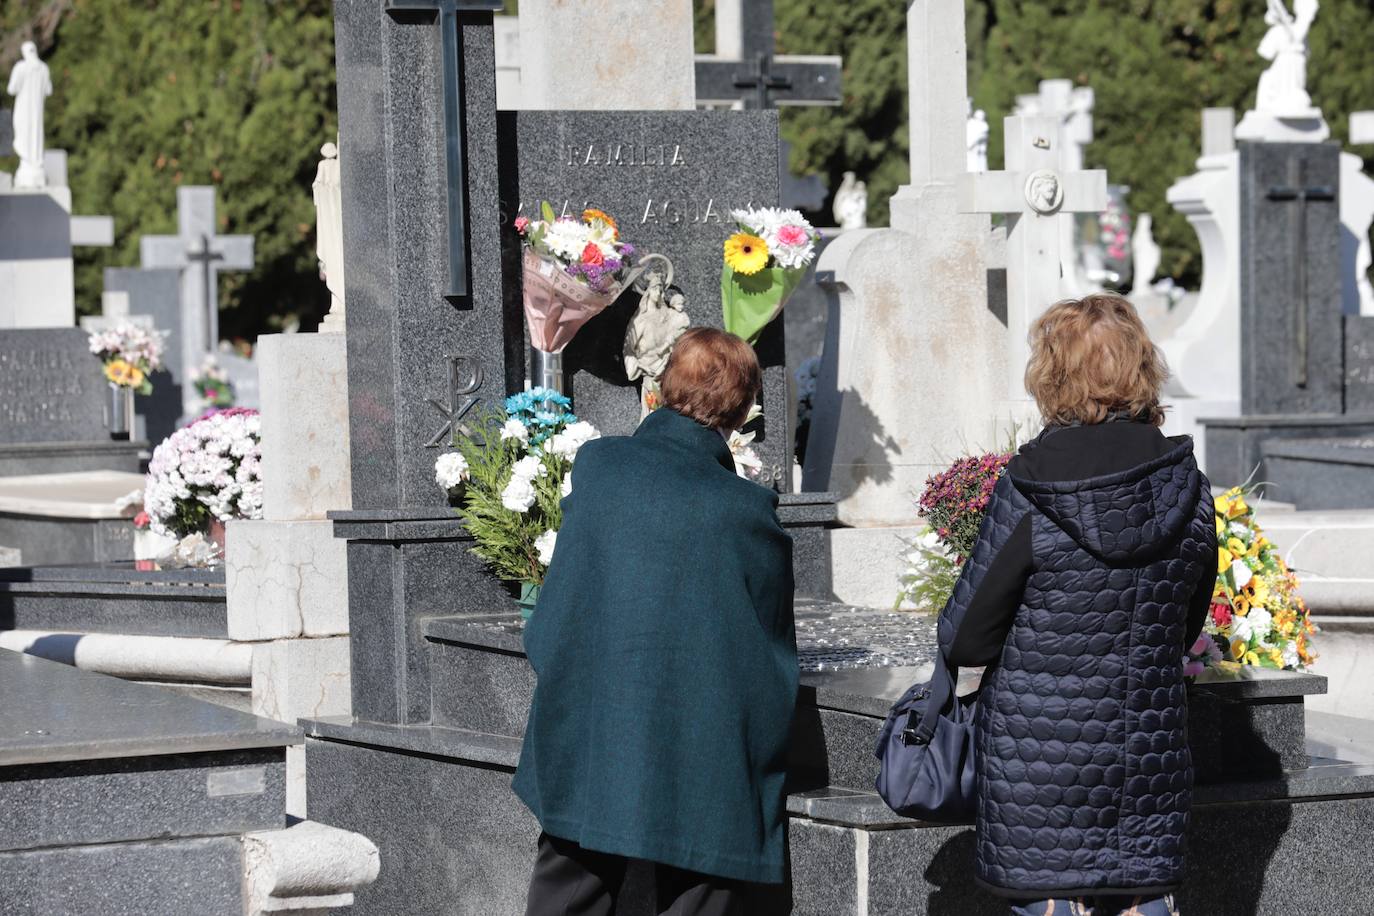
[186,234,225,352]
[386,0,503,300]
[1268,157,1336,388]
[693,0,841,111]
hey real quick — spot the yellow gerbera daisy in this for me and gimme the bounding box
[724,232,769,275]
[105,359,138,388]
[1217,547,1233,574]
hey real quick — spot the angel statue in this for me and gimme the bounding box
[832,172,868,230]
[1255,0,1318,115]
[623,256,689,417]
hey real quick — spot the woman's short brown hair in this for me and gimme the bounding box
[1025,294,1169,427]
[661,328,761,430]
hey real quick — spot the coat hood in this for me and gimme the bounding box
[1009,438,1203,565]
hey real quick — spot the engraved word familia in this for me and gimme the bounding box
[563,144,686,168]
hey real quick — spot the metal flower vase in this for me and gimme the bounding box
[105,383,135,440]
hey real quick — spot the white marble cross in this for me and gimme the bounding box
[958,115,1107,397]
[140,186,253,390]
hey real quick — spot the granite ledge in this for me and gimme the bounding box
[1200,414,1374,429]
[423,615,525,653]
[788,760,1374,830]
[0,651,299,766]
[0,562,225,586]
[1262,437,1374,465]
[303,716,522,768]
[0,580,226,599]
[0,440,150,456]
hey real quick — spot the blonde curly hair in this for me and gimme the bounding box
[1025,294,1169,428]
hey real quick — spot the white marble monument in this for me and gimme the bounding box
[1014,78,1098,296]
[1236,0,1326,141]
[802,0,1010,527]
[7,42,51,189]
[313,140,346,333]
[832,171,868,230]
[958,117,1109,400]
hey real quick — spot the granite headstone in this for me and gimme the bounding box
[0,329,110,444]
[1346,315,1374,413]
[498,109,791,486]
[1238,142,1343,415]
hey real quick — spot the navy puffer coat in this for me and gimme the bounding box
[938,433,1214,898]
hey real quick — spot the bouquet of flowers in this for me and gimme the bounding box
[1205,484,1316,671]
[516,203,638,353]
[142,408,264,541]
[726,405,765,482]
[896,451,1012,611]
[721,207,820,344]
[190,357,236,411]
[436,388,600,611]
[88,323,167,394]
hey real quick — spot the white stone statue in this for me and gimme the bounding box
[832,171,868,230]
[1255,0,1317,115]
[312,139,346,332]
[7,41,52,189]
[967,108,989,173]
[1130,213,1162,298]
[624,258,689,415]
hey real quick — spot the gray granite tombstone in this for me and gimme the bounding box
[1238,141,1343,415]
[0,649,297,914]
[1347,315,1374,413]
[498,108,793,485]
[104,267,184,443]
[0,328,144,475]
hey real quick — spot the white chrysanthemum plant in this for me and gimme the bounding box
[434,389,599,618]
[142,408,264,565]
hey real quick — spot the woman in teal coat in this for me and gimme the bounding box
[514,328,796,916]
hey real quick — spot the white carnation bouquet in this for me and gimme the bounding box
[142,408,264,540]
[435,389,598,603]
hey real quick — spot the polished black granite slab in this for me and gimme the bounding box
[0,650,298,766]
[0,560,224,585]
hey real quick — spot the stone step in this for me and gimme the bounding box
[0,562,226,638]
[1262,437,1374,510]
[1257,507,1374,615]
[305,711,1374,916]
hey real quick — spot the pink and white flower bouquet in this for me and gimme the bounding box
[143,408,264,542]
[88,323,168,394]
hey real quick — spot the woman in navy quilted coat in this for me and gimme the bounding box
[938,295,1217,916]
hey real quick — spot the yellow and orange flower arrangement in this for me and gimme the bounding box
[1206,485,1316,671]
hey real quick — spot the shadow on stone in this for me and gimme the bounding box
[923,831,1004,915]
[21,632,83,666]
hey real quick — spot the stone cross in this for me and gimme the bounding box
[385,0,503,300]
[958,115,1108,396]
[139,185,254,401]
[1267,155,1336,387]
[695,0,842,211]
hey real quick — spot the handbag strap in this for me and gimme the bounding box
[902,652,960,746]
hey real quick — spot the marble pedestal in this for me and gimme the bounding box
[0,187,75,328]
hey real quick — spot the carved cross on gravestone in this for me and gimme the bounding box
[386,0,503,301]
[1268,157,1336,388]
[695,0,842,212]
[140,185,254,413]
[958,116,1108,397]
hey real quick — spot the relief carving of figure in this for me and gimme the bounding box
[624,258,689,415]
[1255,0,1318,115]
[1024,170,1064,215]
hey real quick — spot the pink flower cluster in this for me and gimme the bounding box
[918,451,1012,561]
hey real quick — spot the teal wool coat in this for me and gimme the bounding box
[512,407,798,884]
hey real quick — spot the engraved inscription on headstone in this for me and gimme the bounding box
[499,110,792,488]
[426,355,484,447]
[0,329,109,443]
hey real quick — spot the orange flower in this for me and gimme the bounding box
[583,208,618,238]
